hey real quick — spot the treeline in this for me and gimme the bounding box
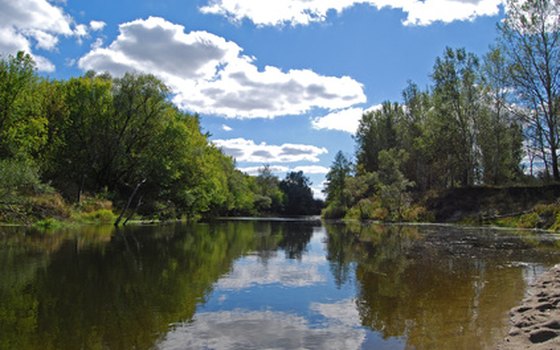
[0,53,320,223]
[323,0,559,221]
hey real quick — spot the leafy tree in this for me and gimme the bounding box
[499,0,560,180]
[324,151,353,205]
[0,52,46,159]
[279,171,317,215]
[254,165,284,213]
[479,47,524,184]
[431,47,482,187]
[355,102,401,174]
[374,149,415,221]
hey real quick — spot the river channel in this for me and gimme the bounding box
[2,220,560,349]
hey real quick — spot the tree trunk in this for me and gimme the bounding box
[114,179,146,226]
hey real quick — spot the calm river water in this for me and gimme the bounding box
[2,220,560,350]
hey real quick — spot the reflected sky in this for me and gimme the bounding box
[2,222,560,350]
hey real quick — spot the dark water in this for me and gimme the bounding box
[2,221,560,350]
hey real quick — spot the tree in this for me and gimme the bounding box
[479,47,524,184]
[499,0,560,180]
[355,102,401,174]
[254,165,284,213]
[324,151,352,205]
[0,52,46,159]
[279,171,316,215]
[431,47,482,187]
[374,149,415,221]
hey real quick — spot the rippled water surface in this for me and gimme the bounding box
[2,221,560,350]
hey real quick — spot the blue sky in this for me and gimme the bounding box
[0,0,506,197]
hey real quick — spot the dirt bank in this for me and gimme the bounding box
[499,264,560,349]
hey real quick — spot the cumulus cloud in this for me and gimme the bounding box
[216,254,326,290]
[312,104,381,134]
[78,17,366,118]
[221,124,233,131]
[200,0,504,27]
[89,20,106,31]
[156,309,366,350]
[0,0,99,71]
[293,165,329,174]
[213,138,328,163]
[238,165,290,176]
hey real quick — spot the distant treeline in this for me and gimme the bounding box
[323,0,559,221]
[0,53,321,223]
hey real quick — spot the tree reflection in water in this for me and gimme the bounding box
[325,223,559,350]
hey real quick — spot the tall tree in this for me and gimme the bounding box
[355,102,402,174]
[432,47,482,187]
[279,171,315,215]
[479,47,524,184]
[324,151,352,206]
[0,52,45,159]
[499,0,560,180]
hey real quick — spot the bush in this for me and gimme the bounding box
[79,209,116,224]
[0,158,47,197]
[322,202,347,219]
[33,217,62,230]
[402,205,433,222]
[77,194,113,213]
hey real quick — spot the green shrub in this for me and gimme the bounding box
[402,205,433,222]
[79,209,116,224]
[516,212,540,229]
[33,217,62,230]
[322,202,347,219]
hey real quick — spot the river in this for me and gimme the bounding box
[1,220,560,349]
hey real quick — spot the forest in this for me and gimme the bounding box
[0,55,321,224]
[322,0,560,228]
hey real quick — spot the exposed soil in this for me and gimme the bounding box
[426,184,560,223]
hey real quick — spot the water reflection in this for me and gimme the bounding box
[1,221,560,350]
[157,304,366,350]
[326,223,560,350]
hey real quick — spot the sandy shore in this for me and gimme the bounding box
[499,264,560,349]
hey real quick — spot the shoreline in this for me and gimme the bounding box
[500,264,560,349]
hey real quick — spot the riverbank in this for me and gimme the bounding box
[500,264,560,349]
[425,184,560,231]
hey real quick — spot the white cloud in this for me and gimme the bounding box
[310,299,361,326]
[216,254,326,290]
[89,20,106,31]
[238,165,290,175]
[213,138,328,163]
[0,0,102,71]
[310,180,327,200]
[293,165,329,174]
[238,164,328,176]
[73,23,88,37]
[200,0,504,27]
[90,37,103,50]
[221,124,233,131]
[156,309,366,350]
[312,104,381,134]
[78,17,366,119]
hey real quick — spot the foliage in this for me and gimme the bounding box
[499,0,560,180]
[0,53,323,223]
[279,171,320,215]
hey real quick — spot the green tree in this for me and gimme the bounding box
[355,102,401,174]
[479,48,524,184]
[279,171,316,215]
[431,47,482,187]
[0,52,46,159]
[254,165,284,213]
[374,149,414,221]
[499,0,560,180]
